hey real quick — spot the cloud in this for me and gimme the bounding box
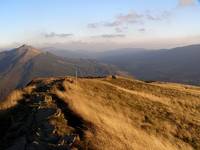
[115,28,123,33]
[92,34,126,38]
[103,21,122,27]
[88,22,120,29]
[44,32,73,38]
[88,11,170,31]
[146,11,170,21]
[115,27,129,33]
[138,28,146,32]
[88,11,143,29]
[87,23,99,28]
[101,34,126,38]
[116,12,143,24]
[179,0,194,6]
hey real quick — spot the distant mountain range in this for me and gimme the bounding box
[0,45,119,99]
[98,45,200,85]
[1,44,200,99]
[46,44,200,85]
[46,47,146,59]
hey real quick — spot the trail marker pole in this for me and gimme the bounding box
[75,67,78,88]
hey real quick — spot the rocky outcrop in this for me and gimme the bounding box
[0,78,91,150]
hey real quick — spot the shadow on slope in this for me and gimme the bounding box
[0,78,95,150]
[0,76,200,150]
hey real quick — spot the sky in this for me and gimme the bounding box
[0,0,200,50]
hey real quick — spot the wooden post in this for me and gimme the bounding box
[75,67,78,87]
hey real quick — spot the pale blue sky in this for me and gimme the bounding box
[0,0,200,50]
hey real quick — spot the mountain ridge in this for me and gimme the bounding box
[43,44,200,85]
[0,45,120,100]
[0,76,200,149]
[96,44,200,85]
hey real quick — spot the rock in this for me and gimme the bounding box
[26,142,48,150]
[112,75,117,79]
[59,135,77,146]
[35,108,56,122]
[6,136,26,150]
[38,121,54,135]
[42,135,60,144]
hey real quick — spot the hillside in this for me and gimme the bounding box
[97,44,200,85]
[0,45,119,99]
[47,47,145,59]
[47,44,200,85]
[0,76,200,150]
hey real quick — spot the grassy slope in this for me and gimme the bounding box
[0,76,200,150]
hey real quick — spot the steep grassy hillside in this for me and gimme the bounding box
[0,76,200,150]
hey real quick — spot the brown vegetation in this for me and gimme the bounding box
[0,76,200,150]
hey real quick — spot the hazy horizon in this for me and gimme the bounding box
[1,42,200,53]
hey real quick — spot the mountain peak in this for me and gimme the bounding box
[13,45,43,64]
[16,44,42,55]
[21,44,30,47]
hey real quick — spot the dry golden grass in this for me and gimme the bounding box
[0,90,23,110]
[0,85,35,110]
[52,76,200,150]
[1,76,200,149]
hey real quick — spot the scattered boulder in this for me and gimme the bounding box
[35,108,56,122]
[112,75,117,79]
[6,136,26,150]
